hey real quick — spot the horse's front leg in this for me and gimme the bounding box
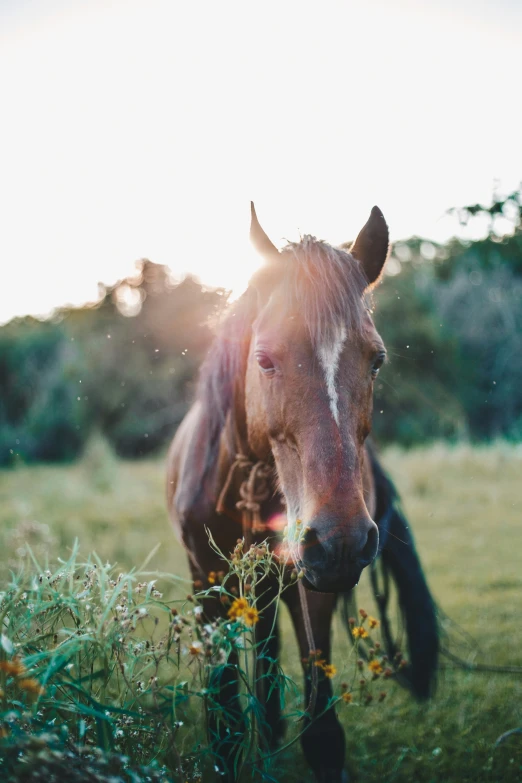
[254,591,285,751]
[206,647,244,782]
[283,586,347,783]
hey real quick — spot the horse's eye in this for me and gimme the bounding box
[371,352,386,377]
[256,351,276,374]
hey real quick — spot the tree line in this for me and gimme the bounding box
[1,191,521,466]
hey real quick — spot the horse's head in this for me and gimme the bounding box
[245,204,389,592]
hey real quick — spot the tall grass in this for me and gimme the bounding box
[0,441,521,781]
[0,534,398,782]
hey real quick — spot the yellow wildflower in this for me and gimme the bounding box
[18,678,45,695]
[0,659,27,677]
[227,597,248,620]
[207,571,217,585]
[369,616,379,629]
[352,626,369,639]
[342,692,353,703]
[368,660,383,675]
[243,606,259,627]
[323,664,337,679]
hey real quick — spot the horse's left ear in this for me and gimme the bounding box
[350,206,389,289]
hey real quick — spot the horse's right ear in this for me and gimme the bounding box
[250,202,281,302]
[350,206,389,289]
[250,202,280,260]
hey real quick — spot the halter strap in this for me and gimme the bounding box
[216,453,272,545]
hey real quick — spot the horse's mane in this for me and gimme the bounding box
[196,236,369,480]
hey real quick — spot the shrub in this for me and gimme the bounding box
[0,320,88,466]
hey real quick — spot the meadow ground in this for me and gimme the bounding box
[0,440,521,782]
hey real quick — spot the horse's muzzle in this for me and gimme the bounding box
[297,515,379,593]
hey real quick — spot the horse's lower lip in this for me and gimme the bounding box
[301,571,360,593]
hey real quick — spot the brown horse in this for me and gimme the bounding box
[166,204,438,782]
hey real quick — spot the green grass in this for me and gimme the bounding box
[0,441,521,781]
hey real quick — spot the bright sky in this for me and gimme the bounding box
[1,0,521,323]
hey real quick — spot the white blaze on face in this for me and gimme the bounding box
[317,325,347,426]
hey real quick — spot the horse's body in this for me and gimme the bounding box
[167,205,438,782]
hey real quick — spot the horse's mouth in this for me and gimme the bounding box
[300,568,361,594]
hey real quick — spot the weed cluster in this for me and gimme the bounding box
[0,538,396,782]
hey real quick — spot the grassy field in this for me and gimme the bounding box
[0,440,521,782]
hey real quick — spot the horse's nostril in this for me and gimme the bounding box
[359,523,378,567]
[301,526,318,548]
[299,526,320,559]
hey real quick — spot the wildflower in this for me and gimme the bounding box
[227,597,248,620]
[378,691,387,702]
[18,678,45,695]
[188,641,203,657]
[342,692,353,703]
[207,572,217,585]
[243,606,259,627]
[369,616,379,629]
[348,617,356,627]
[368,660,383,675]
[323,664,337,679]
[193,579,203,590]
[0,658,27,677]
[341,682,349,692]
[352,626,369,639]
[359,609,368,620]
